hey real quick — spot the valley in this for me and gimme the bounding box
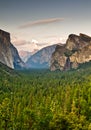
[0,0,91,129]
[0,29,91,129]
[0,62,91,129]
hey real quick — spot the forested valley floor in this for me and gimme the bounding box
[0,63,91,129]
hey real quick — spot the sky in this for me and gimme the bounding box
[0,0,91,51]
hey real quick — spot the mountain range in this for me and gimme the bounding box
[1,29,91,71]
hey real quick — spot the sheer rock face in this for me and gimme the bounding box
[50,44,66,71]
[0,29,25,69]
[50,33,91,71]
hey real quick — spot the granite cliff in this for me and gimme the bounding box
[26,44,57,68]
[50,33,91,71]
[0,29,25,69]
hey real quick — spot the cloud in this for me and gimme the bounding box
[12,40,27,46]
[11,36,47,52]
[41,34,66,43]
[11,38,27,46]
[19,18,64,29]
[11,35,30,46]
[44,35,59,38]
[13,41,47,52]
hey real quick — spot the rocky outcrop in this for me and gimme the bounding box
[0,29,25,69]
[26,44,57,68]
[50,33,91,71]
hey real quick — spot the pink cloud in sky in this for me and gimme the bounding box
[12,39,27,46]
[11,36,47,52]
[19,18,64,29]
[11,34,66,52]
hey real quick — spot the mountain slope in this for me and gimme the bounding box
[0,29,25,69]
[26,44,57,68]
[19,50,38,62]
[51,33,91,71]
[0,61,18,77]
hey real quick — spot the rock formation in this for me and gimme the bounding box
[26,44,57,68]
[50,33,91,71]
[0,29,25,69]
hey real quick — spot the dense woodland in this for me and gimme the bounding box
[0,62,91,129]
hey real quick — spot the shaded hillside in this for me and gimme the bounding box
[26,44,57,68]
[0,62,19,77]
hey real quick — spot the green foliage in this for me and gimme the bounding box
[0,64,91,129]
